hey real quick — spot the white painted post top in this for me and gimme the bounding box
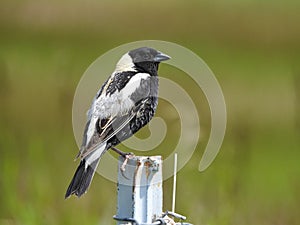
[115,155,163,225]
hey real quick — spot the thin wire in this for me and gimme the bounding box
[172,153,178,213]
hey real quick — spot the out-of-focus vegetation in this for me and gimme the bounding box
[0,0,299,224]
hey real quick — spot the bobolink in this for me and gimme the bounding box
[65,47,170,198]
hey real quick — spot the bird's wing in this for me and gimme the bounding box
[79,106,139,159]
[77,73,153,160]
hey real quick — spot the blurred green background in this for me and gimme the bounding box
[0,0,299,224]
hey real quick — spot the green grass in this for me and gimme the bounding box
[0,1,299,224]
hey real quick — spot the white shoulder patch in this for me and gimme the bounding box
[120,73,150,98]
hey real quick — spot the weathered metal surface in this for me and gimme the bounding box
[116,156,163,225]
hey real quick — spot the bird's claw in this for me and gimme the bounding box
[120,153,135,180]
[121,152,135,172]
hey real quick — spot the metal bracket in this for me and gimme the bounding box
[162,211,187,221]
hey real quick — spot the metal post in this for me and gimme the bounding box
[115,155,163,225]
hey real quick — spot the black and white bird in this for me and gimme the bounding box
[65,47,170,198]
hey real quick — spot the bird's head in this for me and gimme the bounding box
[115,47,170,75]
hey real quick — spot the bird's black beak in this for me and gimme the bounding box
[154,51,171,62]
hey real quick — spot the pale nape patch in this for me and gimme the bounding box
[115,53,137,73]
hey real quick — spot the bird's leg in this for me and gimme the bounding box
[111,147,127,157]
[120,153,135,172]
[110,147,135,172]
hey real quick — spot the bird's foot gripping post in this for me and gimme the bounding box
[114,155,193,225]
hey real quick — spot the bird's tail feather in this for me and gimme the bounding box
[65,158,99,198]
